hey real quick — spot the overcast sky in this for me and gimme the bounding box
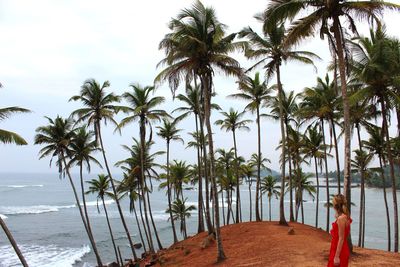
[1,0,400,176]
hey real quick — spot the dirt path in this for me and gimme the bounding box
[137,221,400,267]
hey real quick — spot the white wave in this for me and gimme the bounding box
[0,184,44,188]
[85,199,114,207]
[0,205,75,216]
[0,214,7,220]
[0,244,90,267]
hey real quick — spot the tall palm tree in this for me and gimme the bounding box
[69,79,138,260]
[116,138,165,252]
[265,89,299,222]
[166,198,196,239]
[351,26,400,250]
[260,175,280,221]
[265,0,400,240]
[67,127,102,262]
[169,160,191,203]
[302,124,325,228]
[86,174,120,265]
[157,1,243,261]
[363,125,392,251]
[157,119,183,242]
[232,72,271,222]
[34,116,103,266]
[0,98,30,267]
[173,85,218,233]
[351,149,373,248]
[240,15,318,225]
[215,108,252,223]
[118,84,167,252]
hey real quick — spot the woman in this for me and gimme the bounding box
[328,194,352,267]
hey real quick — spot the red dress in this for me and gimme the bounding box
[327,217,352,267]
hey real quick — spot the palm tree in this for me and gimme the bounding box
[67,127,102,262]
[291,169,316,224]
[118,84,167,252]
[157,119,183,243]
[169,160,191,203]
[265,89,299,221]
[34,116,103,266]
[351,26,400,251]
[166,198,196,239]
[265,0,400,241]
[363,124,391,251]
[215,108,252,223]
[157,1,243,261]
[232,72,271,222]
[240,16,319,225]
[0,98,30,267]
[240,162,256,221]
[86,174,120,265]
[302,124,325,228]
[173,85,217,233]
[69,78,138,260]
[351,149,373,248]
[260,175,280,221]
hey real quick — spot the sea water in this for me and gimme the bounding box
[0,172,399,266]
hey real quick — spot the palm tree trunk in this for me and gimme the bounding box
[276,65,288,226]
[139,119,155,253]
[132,200,147,252]
[195,114,205,233]
[62,157,103,267]
[248,178,252,221]
[166,141,179,243]
[260,188,263,221]
[380,99,399,252]
[301,192,304,224]
[221,187,226,226]
[98,127,137,260]
[226,190,231,225]
[255,105,262,222]
[102,197,119,265]
[332,16,352,221]
[379,156,391,251]
[202,74,226,261]
[314,157,320,228]
[0,217,28,267]
[199,111,213,234]
[286,120,295,222]
[269,196,272,221]
[356,124,364,248]
[145,186,163,250]
[321,120,330,232]
[138,196,151,252]
[79,165,102,266]
[232,130,241,223]
[331,119,341,194]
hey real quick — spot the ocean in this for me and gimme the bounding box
[0,172,399,266]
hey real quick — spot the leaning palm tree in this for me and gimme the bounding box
[86,174,120,265]
[166,198,196,239]
[240,15,319,225]
[215,108,252,223]
[157,119,183,243]
[260,175,280,221]
[69,78,138,260]
[118,83,167,252]
[0,96,30,267]
[67,127,102,262]
[232,72,271,222]
[34,116,103,266]
[265,0,400,244]
[156,1,243,261]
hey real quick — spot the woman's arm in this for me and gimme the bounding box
[334,216,347,265]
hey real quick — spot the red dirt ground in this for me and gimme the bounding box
[136,221,400,267]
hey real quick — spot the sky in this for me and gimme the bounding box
[1,0,400,175]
